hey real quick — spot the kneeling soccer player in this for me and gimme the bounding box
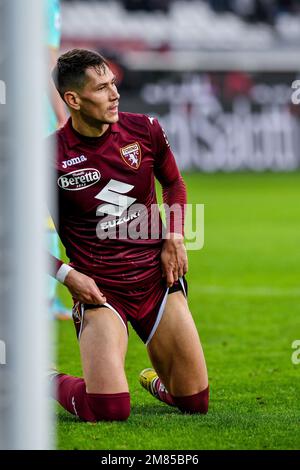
[48,49,209,422]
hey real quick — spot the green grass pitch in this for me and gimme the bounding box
[55,172,300,450]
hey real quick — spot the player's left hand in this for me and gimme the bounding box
[161,233,188,288]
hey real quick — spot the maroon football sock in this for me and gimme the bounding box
[87,392,130,421]
[152,377,176,406]
[171,386,209,414]
[54,373,130,422]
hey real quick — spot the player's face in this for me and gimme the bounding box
[77,65,120,124]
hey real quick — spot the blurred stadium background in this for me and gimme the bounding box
[59,0,300,172]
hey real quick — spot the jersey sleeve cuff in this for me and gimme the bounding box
[56,263,74,284]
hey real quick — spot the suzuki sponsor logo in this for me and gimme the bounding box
[58,168,101,191]
[62,155,87,169]
[93,179,204,250]
[99,210,141,231]
[95,179,136,217]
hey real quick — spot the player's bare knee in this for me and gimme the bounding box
[87,392,131,422]
[171,386,209,415]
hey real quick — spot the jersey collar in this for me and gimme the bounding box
[63,117,120,148]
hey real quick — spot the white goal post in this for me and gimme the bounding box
[0,0,52,449]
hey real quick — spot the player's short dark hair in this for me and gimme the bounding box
[52,49,108,101]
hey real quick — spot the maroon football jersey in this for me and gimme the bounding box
[50,112,185,289]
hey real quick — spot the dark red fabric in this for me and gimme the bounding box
[48,113,186,288]
[162,176,186,235]
[154,378,176,406]
[55,374,130,422]
[151,119,187,236]
[171,386,209,414]
[87,393,130,422]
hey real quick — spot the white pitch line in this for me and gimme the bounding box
[196,286,300,297]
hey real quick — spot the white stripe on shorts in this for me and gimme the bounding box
[145,276,186,346]
[77,301,127,340]
[145,287,169,346]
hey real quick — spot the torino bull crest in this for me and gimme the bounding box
[120,142,141,169]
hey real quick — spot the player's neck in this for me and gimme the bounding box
[71,115,109,138]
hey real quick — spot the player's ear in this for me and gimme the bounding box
[64,91,80,110]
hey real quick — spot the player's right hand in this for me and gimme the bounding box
[63,269,106,305]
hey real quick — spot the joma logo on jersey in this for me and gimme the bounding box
[62,155,87,169]
[58,168,101,191]
[120,142,141,169]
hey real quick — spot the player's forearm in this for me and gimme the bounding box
[49,253,73,283]
[49,254,106,304]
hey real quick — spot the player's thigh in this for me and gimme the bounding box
[80,306,129,394]
[147,291,208,396]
